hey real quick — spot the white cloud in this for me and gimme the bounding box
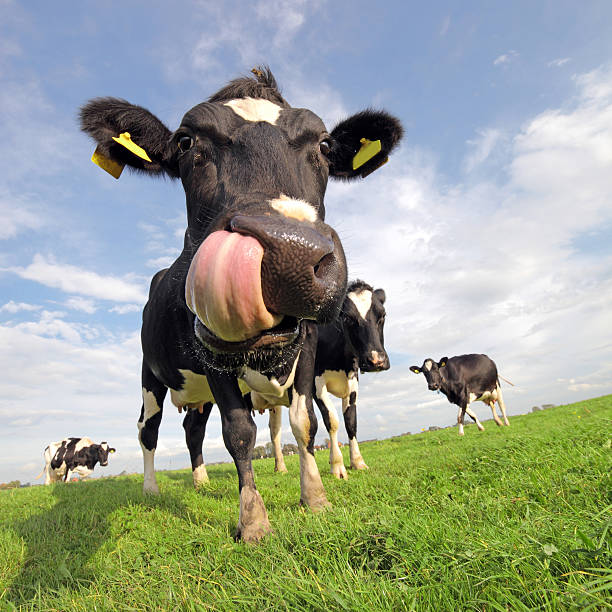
[0,300,41,313]
[548,57,570,68]
[494,50,519,65]
[10,254,148,303]
[464,128,504,172]
[0,191,45,239]
[109,304,141,315]
[65,296,97,313]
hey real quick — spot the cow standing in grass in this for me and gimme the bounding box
[410,354,510,435]
[254,280,389,478]
[80,67,402,541]
[40,438,115,484]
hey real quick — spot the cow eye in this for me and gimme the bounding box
[178,135,194,153]
[319,139,331,157]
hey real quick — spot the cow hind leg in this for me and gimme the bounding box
[182,403,213,487]
[489,400,503,427]
[268,405,288,473]
[465,406,485,431]
[496,383,510,426]
[315,393,347,479]
[343,393,368,470]
[138,364,167,495]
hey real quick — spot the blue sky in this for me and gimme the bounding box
[1,0,612,483]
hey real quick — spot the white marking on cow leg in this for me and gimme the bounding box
[268,405,288,473]
[269,194,318,223]
[457,407,465,436]
[489,400,503,426]
[289,392,329,510]
[496,383,510,426]
[315,379,347,479]
[465,406,485,431]
[348,289,373,320]
[224,97,282,124]
[342,396,368,470]
[139,388,161,495]
[192,464,209,487]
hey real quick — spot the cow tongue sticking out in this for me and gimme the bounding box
[185,231,283,343]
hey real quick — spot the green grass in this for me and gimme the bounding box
[1,396,610,611]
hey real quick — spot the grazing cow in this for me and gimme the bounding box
[41,438,115,484]
[80,67,402,541]
[255,280,389,478]
[410,354,510,435]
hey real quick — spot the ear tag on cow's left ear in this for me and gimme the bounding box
[112,132,152,162]
[91,147,124,179]
[352,138,382,171]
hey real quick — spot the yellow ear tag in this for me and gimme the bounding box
[112,132,152,162]
[91,146,124,179]
[352,138,382,171]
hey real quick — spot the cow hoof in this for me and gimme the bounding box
[350,460,369,470]
[458,431,465,436]
[330,464,348,479]
[477,425,485,432]
[236,487,271,543]
[235,520,273,543]
[504,420,510,426]
[274,464,288,474]
[192,465,209,488]
[301,496,332,513]
[143,482,160,495]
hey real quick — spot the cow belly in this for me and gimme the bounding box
[469,388,498,404]
[239,357,299,407]
[169,368,253,407]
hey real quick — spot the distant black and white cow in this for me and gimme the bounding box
[80,67,402,541]
[410,354,510,435]
[254,280,389,478]
[41,438,115,484]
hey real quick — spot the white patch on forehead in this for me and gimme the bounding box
[270,194,318,223]
[348,290,372,320]
[224,97,282,124]
[424,360,433,371]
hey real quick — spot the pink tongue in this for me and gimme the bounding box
[185,231,283,342]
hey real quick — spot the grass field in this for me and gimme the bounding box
[1,396,610,611]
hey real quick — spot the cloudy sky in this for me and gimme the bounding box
[1,1,611,483]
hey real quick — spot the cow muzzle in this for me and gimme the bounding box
[185,216,347,353]
[361,351,390,372]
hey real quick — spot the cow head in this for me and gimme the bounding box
[410,357,447,391]
[97,442,116,467]
[341,280,390,372]
[80,68,403,371]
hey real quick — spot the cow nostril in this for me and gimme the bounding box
[314,252,334,279]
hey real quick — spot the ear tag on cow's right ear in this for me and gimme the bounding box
[112,132,152,162]
[352,138,382,171]
[91,146,124,179]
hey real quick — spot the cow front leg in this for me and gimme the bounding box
[207,370,271,543]
[268,405,288,473]
[315,393,347,479]
[457,405,467,436]
[465,406,485,431]
[138,364,167,495]
[342,393,368,470]
[290,322,330,510]
[182,403,213,487]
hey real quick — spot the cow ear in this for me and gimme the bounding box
[373,288,386,304]
[438,357,448,367]
[410,366,420,374]
[80,97,179,178]
[329,110,403,180]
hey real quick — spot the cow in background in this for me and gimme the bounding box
[254,280,389,478]
[80,67,402,541]
[410,354,510,435]
[40,438,115,484]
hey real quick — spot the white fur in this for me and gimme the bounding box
[348,290,372,320]
[224,97,282,124]
[241,355,299,406]
[269,194,318,222]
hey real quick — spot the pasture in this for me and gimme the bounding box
[1,396,610,611]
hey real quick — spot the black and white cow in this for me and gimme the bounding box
[80,67,402,541]
[410,354,509,435]
[255,280,389,478]
[41,438,115,484]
